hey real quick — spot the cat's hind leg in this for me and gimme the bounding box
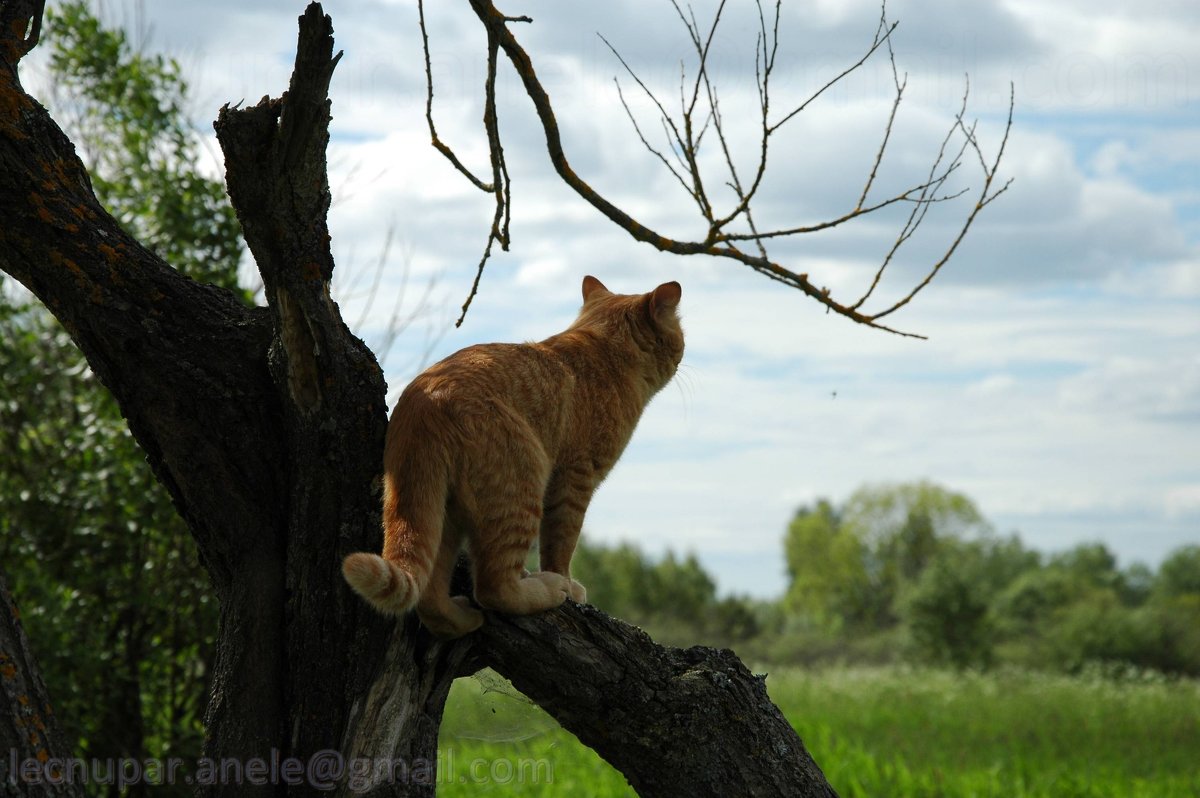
[469,475,570,616]
[415,523,483,639]
[474,555,571,615]
[459,404,569,616]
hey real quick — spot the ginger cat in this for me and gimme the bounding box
[342,275,684,638]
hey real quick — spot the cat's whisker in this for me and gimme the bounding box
[672,364,697,418]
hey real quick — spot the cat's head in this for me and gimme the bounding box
[575,275,684,390]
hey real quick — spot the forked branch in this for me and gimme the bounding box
[429,0,1012,337]
[419,0,520,325]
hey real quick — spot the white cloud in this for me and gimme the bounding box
[1058,355,1200,422]
[1152,260,1200,298]
[1004,0,1200,112]
[966,374,1017,397]
[1164,485,1200,520]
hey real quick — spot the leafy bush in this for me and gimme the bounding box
[901,553,994,669]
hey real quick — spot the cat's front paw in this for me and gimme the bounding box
[566,579,587,603]
[529,571,571,605]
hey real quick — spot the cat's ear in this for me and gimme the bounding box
[648,281,682,317]
[582,275,610,302]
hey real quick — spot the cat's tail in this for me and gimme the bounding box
[341,552,422,615]
[342,411,449,616]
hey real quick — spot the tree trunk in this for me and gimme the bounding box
[0,2,838,796]
[0,569,87,798]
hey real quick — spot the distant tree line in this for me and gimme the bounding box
[769,483,1200,675]
[568,543,760,647]
[570,483,1200,679]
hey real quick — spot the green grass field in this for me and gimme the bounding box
[435,665,1200,797]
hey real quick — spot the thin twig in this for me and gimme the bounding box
[353,223,395,329]
[770,19,897,134]
[419,0,493,192]
[458,232,495,328]
[870,83,1014,321]
[613,78,694,197]
[851,101,971,311]
[708,0,776,234]
[721,179,966,243]
[855,4,905,212]
[602,31,711,220]
[456,24,512,326]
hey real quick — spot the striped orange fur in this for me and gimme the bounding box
[342,275,684,638]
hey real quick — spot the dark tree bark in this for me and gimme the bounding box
[0,3,837,796]
[0,570,86,798]
[477,604,836,797]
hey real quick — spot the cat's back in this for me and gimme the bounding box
[395,341,574,435]
[412,341,568,397]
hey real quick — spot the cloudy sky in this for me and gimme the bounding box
[26,0,1199,598]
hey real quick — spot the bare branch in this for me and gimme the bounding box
[437,0,1012,338]
[701,63,770,259]
[770,18,898,134]
[855,4,905,212]
[419,1,493,193]
[850,100,975,311]
[454,10,515,326]
[669,0,727,122]
[721,177,967,243]
[599,34,701,210]
[351,224,394,330]
[613,77,694,198]
[870,83,1014,321]
[373,253,446,377]
[457,228,497,327]
[678,0,727,224]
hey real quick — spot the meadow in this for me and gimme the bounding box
[436,665,1200,797]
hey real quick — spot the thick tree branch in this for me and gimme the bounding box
[212,6,417,789]
[339,618,476,798]
[475,601,839,797]
[1,4,460,792]
[0,1,299,777]
[0,1,286,592]
[215,2,348,415]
